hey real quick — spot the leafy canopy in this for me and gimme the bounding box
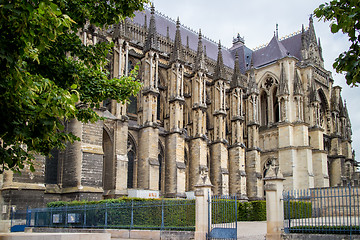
[314,0,360,86]
[0,0,147,172]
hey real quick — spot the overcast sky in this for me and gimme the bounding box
[150,0,360,160]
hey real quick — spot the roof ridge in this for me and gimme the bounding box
[143,5,229,50]
[253,27,309,51]
[279,27,308,41]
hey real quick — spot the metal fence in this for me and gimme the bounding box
[26,199,195,231]
[10,208,28,232]
[283,186,360,235]
[208,195,237,239]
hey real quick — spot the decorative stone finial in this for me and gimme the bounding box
[214,40,226,80]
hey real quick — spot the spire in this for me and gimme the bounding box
[308,14,317,43]
[339,97,346,118]
[318,37,324,60]
[293,69,303,95]
[248,60,258,94]
[278,63,289,95]
[194,29,206,71]
[144,4,158,52]
[144,15,147,29]
[301,24,306,50]
[276,23,279,39]
[170,17,183,62]
[214,40,226,80]
[230,52,244,88]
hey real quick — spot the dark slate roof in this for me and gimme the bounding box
[280,33,302,61]
[229,45,253,74]
[252,35,290,68]
[132,9,234,68]
[130,7,306,73]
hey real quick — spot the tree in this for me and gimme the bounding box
[314,0,360,87]
[0,0,147,172]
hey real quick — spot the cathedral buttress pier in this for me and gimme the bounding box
[105,38,133,197]
[277,62,314,190]
[164,18,186,198]
[210,42,229,196]
[308,77,329,188]
[246,65,262,200]
[137,6,160,191]
[228,52,247,199]
[188,31,209,191]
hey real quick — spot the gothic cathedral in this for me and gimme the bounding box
[1,6,357,210]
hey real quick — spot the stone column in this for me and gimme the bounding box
[113,118,130,195]
[309,127,329,188]
[194,170,212,240]
[264,162,285,240]
[228,143,247,199]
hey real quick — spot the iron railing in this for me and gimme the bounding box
[208,194,237,239]
[283,185,360,235]
[26,199,195,231]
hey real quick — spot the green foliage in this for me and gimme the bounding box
[211,199,237,224]
[250,201,267,221]
[237,201,267,221]
[45,197,195,230]
[314,0,360,86]
[0,0,147,173]
[284,201,312,219]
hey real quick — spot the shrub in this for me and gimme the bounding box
[45,198,195,230]
[284,201,312,219]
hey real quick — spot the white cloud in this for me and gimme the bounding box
[152,0,360,157]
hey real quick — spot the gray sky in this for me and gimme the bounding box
[151,0,360,159]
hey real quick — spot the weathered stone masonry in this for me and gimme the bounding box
[0,6,357,212]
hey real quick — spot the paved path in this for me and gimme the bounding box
[237,221,266,240]
[115,221,267,239]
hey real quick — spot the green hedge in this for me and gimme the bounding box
[238,200,311,221]
[44,198,311,227]
[237,201,266,221]
[45,197,195,230]
[46,197,158,207]
[284,201,312,219]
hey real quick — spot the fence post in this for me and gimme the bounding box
[194,169,212,240]
[84,203,86,228]
[105,202,108,229]
[130,200,134,230]
[264,161,285,240]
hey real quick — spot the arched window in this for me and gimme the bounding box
[103,128,114,190]
[157,94,161,120]
[184,149,189,191]
[128,95,137,115]
[260,91,268,126]
[318,89,328,129]
[127,135,136,189]
[45,149,58,184]
[158,142,164,191]
[273,87,279,123]
[127,60,134,75]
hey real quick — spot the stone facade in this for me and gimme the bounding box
[0,6,357,212]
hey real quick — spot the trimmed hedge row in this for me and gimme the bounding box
[47,197,158,208]
[284,201,312,219]
[44,198,195,230]
[238,201,267,221]
[45,198,312,226]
